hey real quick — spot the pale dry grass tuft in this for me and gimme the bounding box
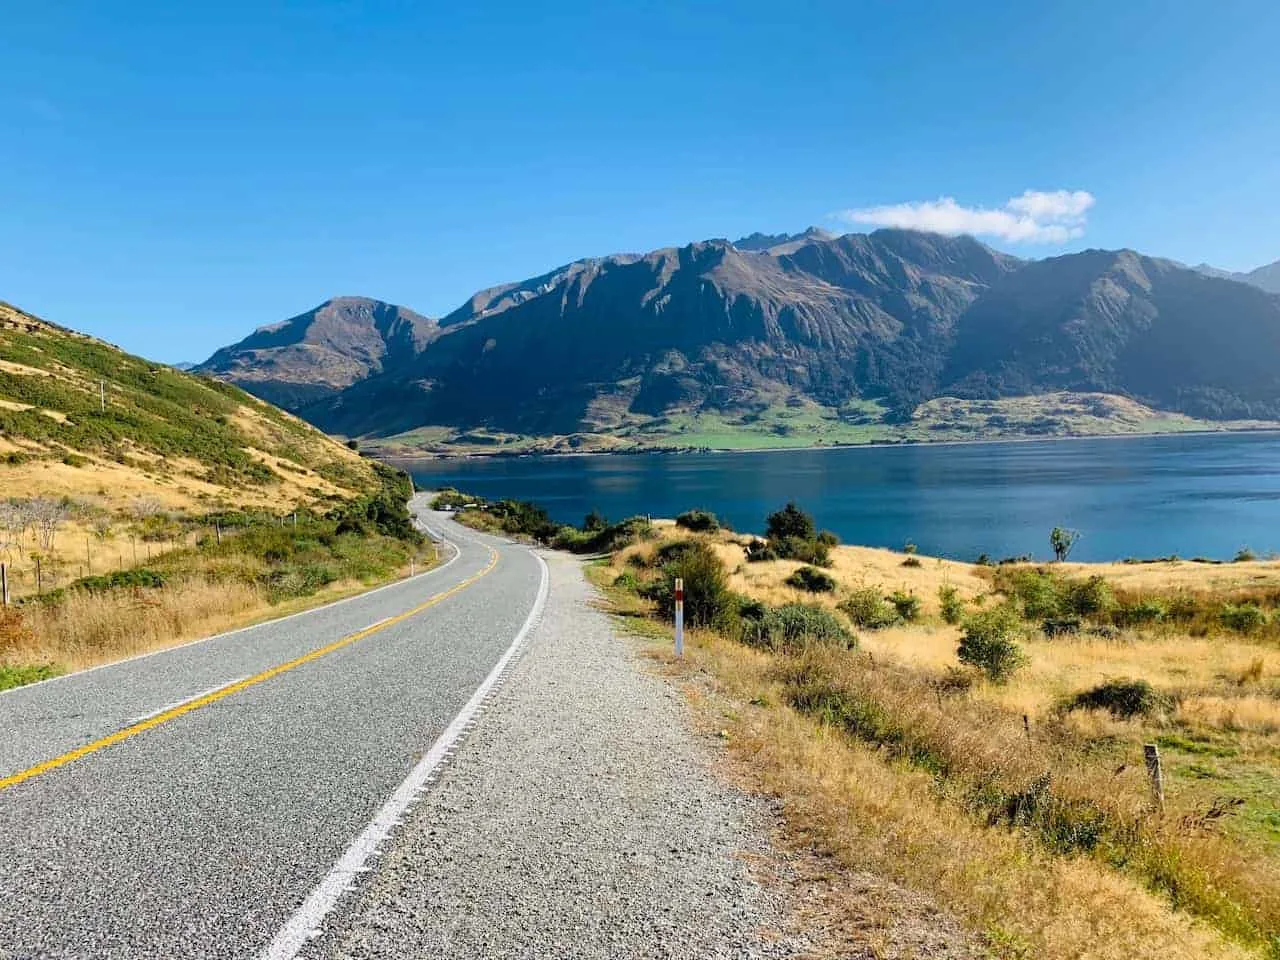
[1178,694,1280,735]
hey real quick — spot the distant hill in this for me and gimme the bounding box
[200,230,1280,453]
[197,296,437,410]
[0,300,380,511]
[1193,258,1280,294]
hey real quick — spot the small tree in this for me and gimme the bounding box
[582,509,607,533]
[28,497,71,550]
[1049,527,1080,563]
[938,584,964,625]
[766,502,816,542]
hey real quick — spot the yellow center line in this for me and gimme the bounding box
[0,547,500,794]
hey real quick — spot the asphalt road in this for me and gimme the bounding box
[0,497,545,959]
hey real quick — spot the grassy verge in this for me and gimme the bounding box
[588,505,1280,960]
[0,465,433,689]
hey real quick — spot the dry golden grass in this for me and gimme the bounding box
[649,625,1254,960]
[3,565,423,674]
[601,529,1280,955]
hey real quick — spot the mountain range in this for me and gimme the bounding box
[196,231,1280,453]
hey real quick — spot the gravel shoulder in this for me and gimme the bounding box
[311,550,812,959]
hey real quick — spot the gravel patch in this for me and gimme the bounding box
[311,551,813,959]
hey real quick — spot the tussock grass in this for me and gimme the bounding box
[597,524,1280,958]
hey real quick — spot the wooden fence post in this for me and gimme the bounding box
[35,556,42,595]
[1144,743,1165,812]
[1,562,8,606]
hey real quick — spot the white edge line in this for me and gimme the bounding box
[0,506,464,700]
[125,678,249,724]
[260,549,550,960]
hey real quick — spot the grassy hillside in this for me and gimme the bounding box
[587,509,1280,959]
[0,300,378,511]
[0,300,434,690]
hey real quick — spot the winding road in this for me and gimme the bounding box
[0,497,546,959]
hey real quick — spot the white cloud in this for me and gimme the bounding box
[835,189,1095,244]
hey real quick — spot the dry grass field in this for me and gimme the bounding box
[597,523,1280,960]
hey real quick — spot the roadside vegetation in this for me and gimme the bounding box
[0,463,432,690]
[586,503,1280,960]
[430,487,655,554]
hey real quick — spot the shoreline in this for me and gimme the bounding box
[376,423,1280,464]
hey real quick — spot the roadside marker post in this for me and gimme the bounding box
[1,562,8,607]
[674,577,684,657]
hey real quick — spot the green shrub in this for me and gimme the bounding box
[901,556,922,568]
[72,568,167,593]
[838,587,899,629]
[675,509,719,533]
[997,568,1062,619]
[1234,546,1257,563]
[1062,575,1113,617]
[1066,679,1173,719]
[786,566,836,593]
[774,536,832,567]
[938,585,964,625]
[888,590,921,622]
[582,509,607,532]
[745,538,777,562]
[1220,603,1267,633]
[1042,617,1082,638]
[958,605,1025,682]
[739,601,854,652]
[766,502,816,542]
[650,539,733,629]
[1112,599,1168,627]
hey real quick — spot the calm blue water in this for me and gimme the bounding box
[397,433,1280,562]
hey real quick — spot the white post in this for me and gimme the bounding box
[410,559,416,577]
[674,577,684,657]
[100,380,105,413]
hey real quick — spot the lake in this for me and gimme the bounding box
[397,432,1280,562]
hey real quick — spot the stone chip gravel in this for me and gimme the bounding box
[311,551,812,959]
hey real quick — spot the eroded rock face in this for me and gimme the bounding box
[199,230,1280,439]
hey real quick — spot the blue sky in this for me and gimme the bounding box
[3,1,1278,362]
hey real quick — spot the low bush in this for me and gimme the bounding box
[938,584,965,625]
[612,570,639,592]
[957,605,1025,682]
[745,538,777,563]
[838,587,899,629]
[1112,598,1169,627]
[72,568,167,593]
[901,556,922,568]
[1220,603,1267,634]
[786,566,836,593]
[738,600,854,652]
[1042,617,1082,638]
[773,535,833,567]
[888,590,920,622]
[675,509,719,533]
[648,539,734,629]
[1066,679,1173,719]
